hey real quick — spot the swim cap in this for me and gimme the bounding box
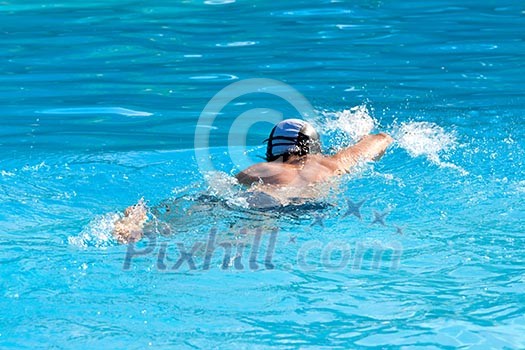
[265,119,321,161]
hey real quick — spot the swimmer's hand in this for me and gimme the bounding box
[113,199,148,244]
[371,133,394,161]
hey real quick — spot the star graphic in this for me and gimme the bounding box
[371,210,389,226]
[394,225,405,235]
[311,214,325,227]
[343,199,366,219]
[289,235,297,244]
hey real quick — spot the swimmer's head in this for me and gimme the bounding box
[265,119,321,162]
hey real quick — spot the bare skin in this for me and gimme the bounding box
[113,132,393,243]
[236,133,394,187]
[113,200,148,244]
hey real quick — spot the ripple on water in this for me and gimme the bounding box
[215,41,258,47]
[37,107,153,117]
[204,0,235,5]
[188,74,239,81]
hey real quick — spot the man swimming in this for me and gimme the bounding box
[112,119,393,243]
[236,118,392,187]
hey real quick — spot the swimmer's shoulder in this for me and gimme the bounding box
[304,154,342,174]
[235,164,262,185]
[235,162,297,186]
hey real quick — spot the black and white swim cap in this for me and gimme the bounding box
[265,119,321,162]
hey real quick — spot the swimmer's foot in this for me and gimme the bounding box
[113,198,148,244]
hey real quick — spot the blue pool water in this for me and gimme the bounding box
[1,0,524,348]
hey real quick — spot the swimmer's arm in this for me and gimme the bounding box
[330,133,394,171]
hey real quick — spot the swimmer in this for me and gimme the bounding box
[113,118,393,243]
[236,119,393,201]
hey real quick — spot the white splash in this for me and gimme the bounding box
[393,121,455,159]
[204,171,249,208]
[68,213,119,248]
[316,105,377,142]
[393,121,468,175]
[22,161,49,172]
